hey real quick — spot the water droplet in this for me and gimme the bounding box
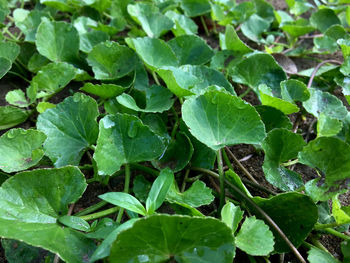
[127,121,138,138]
[73,94,81,102]
[7,131,15,139]
[211,94,219,105]
[103,117,115,129]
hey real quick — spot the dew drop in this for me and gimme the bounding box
[103,117,115,129]
[211,94,219,105]
[127,121,138,138]
[7,131,15,139]
[73,94,81,102]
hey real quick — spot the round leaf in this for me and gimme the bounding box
[110,215,235,263]
[182,90,266,150]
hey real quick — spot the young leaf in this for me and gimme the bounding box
[182,89,266,151]
[221,202,244,232]
[166,180,214,208]
[165,10,198,36]
[5,89,29,107]
[94,113,165,175]
[235,216,274,256]
[0,167,95,263]
[0,129,46,173]
[0,106,28,130]
[146,168,174,214]
[99,192,146,216]
[110,215,235,263]
[37,93,99,167]
[280,79,310,102]
[35,18,80,63]
[58,216,90,232]
[332,195,350,225]
[221,25,252,56]
[317,113,343,137]
[255,105,293,132]
[307,247,340,263]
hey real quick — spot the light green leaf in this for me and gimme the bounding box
[168,35,214,65]
[0,167,95,263]
[222,25,252,56]
[0,106,28,130]
[235,216,274,256]
[146,168,174,214]
[303,88,348,120]
[0,57,11,79]
[87,41,139,80]
[167,180,214,208]
[280,79,310,102]
[299,137,350,190]
[281,19,315,38]
[128,37,178,70]
[231,53,287,95]
[0,129,46,173]
[165,10,198,36]
[94,113,165,175]
[80,83,127,99]
[317,113,343,137]
[152,132,193,172]
[179,0,211,17]
[110,215,235,263]
[99,192,146,216]
[182,89,266,150]
[332,195,350,225]
[117,85,174,113]
[37,93,99,167]
[128,2,174,38]
[29,62,76,99]
[58,216,90,232]
[221,202,244,232]
[308,247,340,263]
[310,8,340,33]
[36,102,56,113]
[251,193,318,253]
[225,170,252,198]
[5,89,29,107]
[255,105,292,132]
[36,18,79,63]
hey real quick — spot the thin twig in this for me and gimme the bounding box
[225,147,259,184]
[307,60,342,89]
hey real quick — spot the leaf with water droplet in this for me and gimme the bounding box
[94,113,165,175]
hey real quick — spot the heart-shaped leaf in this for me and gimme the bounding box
[182,89,266,151]
[0,129,46,173]
[94,113,165,175]
[37,93,99,167]
[0,167,95,263]
[110,215,235,263]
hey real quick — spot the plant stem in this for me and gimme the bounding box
[74,201,108,216]
[78,164,93,170]
[307,60,342,89]
[151,71,161,86]
[315,222,350,230]
[225,147,259,184]
[282,159,299,167]
[130,163,159,177]
[309,236,329,252]
[239,87,252,98]
[192,167,307,263]
[181,169,190,192]
[217,149,225,211]
[200,16,209,36]
[321,228,350,241]
[170,107,180,140]
[79,206,119,221]
[116,164,131,222]
[7,71,30,83]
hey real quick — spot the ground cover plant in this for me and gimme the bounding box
[0,0,350,262]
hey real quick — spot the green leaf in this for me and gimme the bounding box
[0,129,46,173]
[221,202,244,232]
[241,14,270,42]
[221,25,252,56]
[152,132,193,172]
[310,8,341,33]
[302,88,348,120]
[182,89,266,151]
[255,105,293,132]
[80,83,127,99]
[146,168,174,214]
[128,37,178,70]
[299,137,350,190]
[5,89,29,108]
[87,41,139,80]
[251,193,318,253]
[281,19,315,38]
[168,35,214,65]
[259,84,299,114]
[262,128,305,191]
[0,106,28,130]
[117,85,174,113]
[167,180,214,208]
[179,0,211,17]
[226,170,252,198]
[110,215,235,263]
[342,241,350,263]
[58,216,90,232]
[36,102,56,113]
[0,167,95,263]
[0,57,11,79]
[29,62,76,99]
[0,42,20,63]
[231,53,287,95]
[37,93,99,167]
[99,192,146,216]
[280,79,310,102]
[94,113,165,175]
[165,10,198,36]
[235,216,274,256]
[317,113,343,137]
[133,175,151,203]
[308,247,340,263]
[36,18,79,63]
[286,0,313,16]
[128,2,174,38]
